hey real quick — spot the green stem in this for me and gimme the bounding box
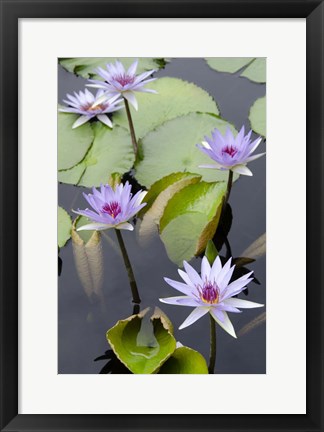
[124,98,138,155]
[208,314,216,374]
[220,169,233,224]
[115,229,141,304]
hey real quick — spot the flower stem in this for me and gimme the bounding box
[115,229,141,304]
[124,98,138,156]
[208,314,216,374]
[220,169,233,224]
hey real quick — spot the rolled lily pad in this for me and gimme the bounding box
[58,122,134,187]
[138,173,201,246]
[59,57,168,80]
[72,216,104,301]
[135,112,236,188]
[249,96,266,137]
[58,206,72,248]
[113,77,219,139]
[205,57,266,83]
[160,181,227,265]
[58,111,94,170]
[158,346,208,374]
[107,307,176,374]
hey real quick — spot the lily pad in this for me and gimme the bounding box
[58,206,72,248]
[241,58,266,83]
[160,181,227,265]
[138,173,201,246]
[58,111,94,170]
[205,57,254,74]
[72,216,104,300]
[205,57,266,83]
[107,308,176,374]
[58,122,134,187]
[158,346,208,374]
[113,77,219,139]
[249,96,266,137]
[135,112,236,188]
[205,239,218,265]
[59,57,168,80]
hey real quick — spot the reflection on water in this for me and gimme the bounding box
[58,58,266,374]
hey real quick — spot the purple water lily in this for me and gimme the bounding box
[160,256,263,338]
[87,59,157,110]
[73,182,147,232]
[197,126,265,176]
[59,89,123,129]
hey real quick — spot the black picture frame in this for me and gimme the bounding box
[1,1,323,431]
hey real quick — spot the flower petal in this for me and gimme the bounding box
[223,298,264,309]
[210,309,237,338]
[97,114,113,128]
[231,164,253,176]
[183,261,203,287]
[159,296,199,307]
[201,256,211,281]
[77,222,113,231]
[163,277,191,295]
[244,152,266,163]
[72,115,91,129]
[115,222,134,231]
[178,269,195,287]
[179,307,210,330]
[123,91,138,110]
[210,255,222,281]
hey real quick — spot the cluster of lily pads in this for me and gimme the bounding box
[58,57,266,374]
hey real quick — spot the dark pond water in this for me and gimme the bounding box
[58,58,266,374]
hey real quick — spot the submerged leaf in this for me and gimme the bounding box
[72,216,104,301]
[58,206,72,248]
[238,311,266,337]
[114,77,219,139]
[135,112,237,187]
[241,232,266,260]
[158,346,208,374]
[107,307,176,374]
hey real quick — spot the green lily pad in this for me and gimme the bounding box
[160,181,227,265]
[135,112,236,188]
[58,206,72,248]
[158,346,208,374]
[72,216,103,300]
[58,111,94,170]
[205,57,266,83]
[107,307,176,374]
[113,77,219,139]
[241,58,266,83]
[59,57,168,80]
[205,57,254,73]
[58,122,134,187]
[249,96,266,137]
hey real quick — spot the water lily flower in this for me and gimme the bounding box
[160,256,263,338]
[59,89,123,129]
[87,59,157,110]
[73,182,147,231]
[197,126,265,176]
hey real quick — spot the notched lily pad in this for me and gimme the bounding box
[114,77,219,139]
[205,57,266,83]
[106,307,176,374]
[249,96,266,137]
[58,122,134,187]
[135,112,237,188]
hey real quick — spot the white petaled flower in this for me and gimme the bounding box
[160,256,264,338]
[197,125,265,176]
[87,59,157,110]
[73,182,147,232]
[59,89,123,129]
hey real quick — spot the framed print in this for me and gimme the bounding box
[1,1,323,431]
